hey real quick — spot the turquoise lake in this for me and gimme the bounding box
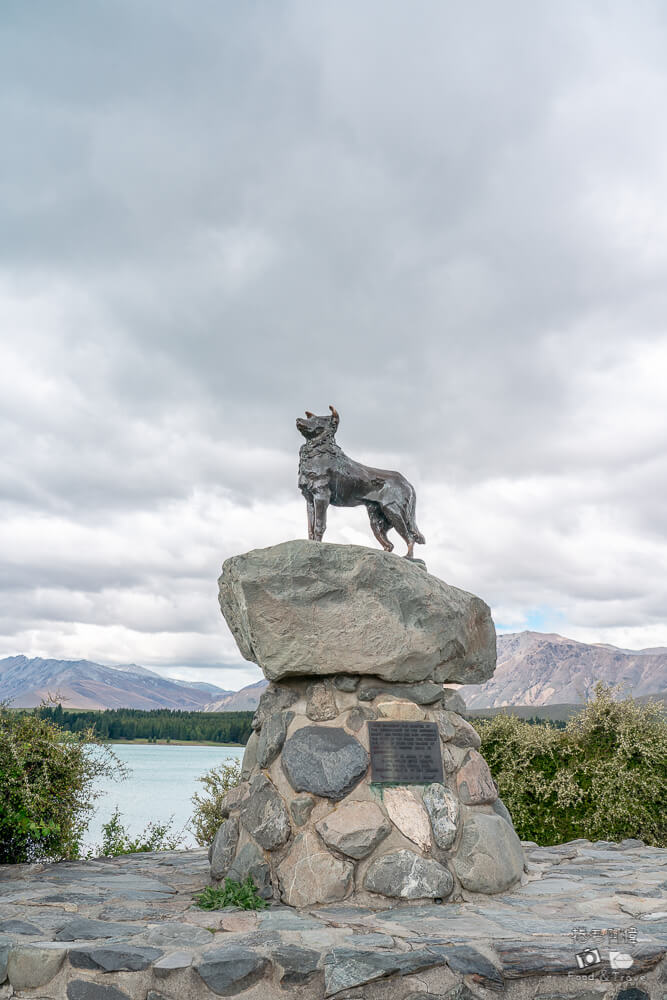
[84,743,245,852]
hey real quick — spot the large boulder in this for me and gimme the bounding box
[281,726,369,801]
[453,811,524,893]
[239,775,291,851]
[219,540,495,683]
[315,801,391,859]
[277,830,354,906]
[209,816,239,880]
[422,783,460,849]
[363,849,454,900]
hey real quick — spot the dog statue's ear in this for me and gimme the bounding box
[329,405,339,429]
[305,411,314,418]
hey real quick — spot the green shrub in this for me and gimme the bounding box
[93,807,185,856]
[190,758,242,846]
[475,684,667,846]
[193,876,267,911]
[0,704,120,863]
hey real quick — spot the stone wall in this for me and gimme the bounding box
[209,676,525,906]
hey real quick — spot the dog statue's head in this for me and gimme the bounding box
[296,404,339,439]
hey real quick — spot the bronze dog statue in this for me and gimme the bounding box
[296,405,425,557]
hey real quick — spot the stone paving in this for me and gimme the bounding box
[0,840,666,1000]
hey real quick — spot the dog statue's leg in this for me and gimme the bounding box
[313,493,330,542]
[383,503,414,557]
[367,503,394,552]
[306,496,315,540]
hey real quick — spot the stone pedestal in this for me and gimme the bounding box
[210,540,525,906]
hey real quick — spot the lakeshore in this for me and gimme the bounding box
[106,739,245,747]
[84,744,244,852]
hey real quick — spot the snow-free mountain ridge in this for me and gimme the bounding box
[3,632,666,711]
[457,631,667,708]
[0,656,232,710]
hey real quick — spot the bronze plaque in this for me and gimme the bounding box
[368,720,444,784]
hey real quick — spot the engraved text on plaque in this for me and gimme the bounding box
[368,721,444,784]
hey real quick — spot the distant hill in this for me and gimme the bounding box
[458,631,667,709]
[4,630,666,713]
[0,656,232,710]
[204,679,269,712]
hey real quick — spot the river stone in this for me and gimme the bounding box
[218,781,250,819]
[439,711,481,749]
[333,674,360,691]
[272,944,321,985]
[195,945,268,995]
[323,947,443,996]
[358,679,444,704]
[282,726,369,800]
[240,730,258,780]
[383,788,432,851]
[429,945,504,990]
[290,795,316,826]
[240,774,291,850]
[227,842,272,899]
[364,849,454,900]
[442,688,467,713]
[422,783,461,849]
[0,936,10,983]
[7,943,67,989]
[316,801,391,859]
[437,712,456,741]
[456,750,497,805]
[277,829,354,906]
[210,816,239,880]
[493,797,516,829]
[219,540,496,683]
[154,950,194,976]
[256,711,291,768]
[142,923,213,947]
[69,945,162,972]
[345,705,377,732]
[377,699,426,720]
[453,811,524,892]
[306,682,338,721]
[252,682,300,730]
[0,919,42,936]
[54,916,141,941]
[67,983,132,1000]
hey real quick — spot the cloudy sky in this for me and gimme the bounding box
[2,1,667,690]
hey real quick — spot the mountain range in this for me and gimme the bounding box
[457,631,667,708]
[3,631,666,712]
[0,655,232,710]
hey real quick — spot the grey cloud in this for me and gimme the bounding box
[1,1,667,673]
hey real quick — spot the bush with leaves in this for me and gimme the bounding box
[475,684,667,846]
[0,704,120,863]
[190,758,242,846]
[93,807,185,856]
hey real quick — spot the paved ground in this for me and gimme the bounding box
[0,840,666,999]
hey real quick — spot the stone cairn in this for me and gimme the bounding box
[209,539,525,907]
